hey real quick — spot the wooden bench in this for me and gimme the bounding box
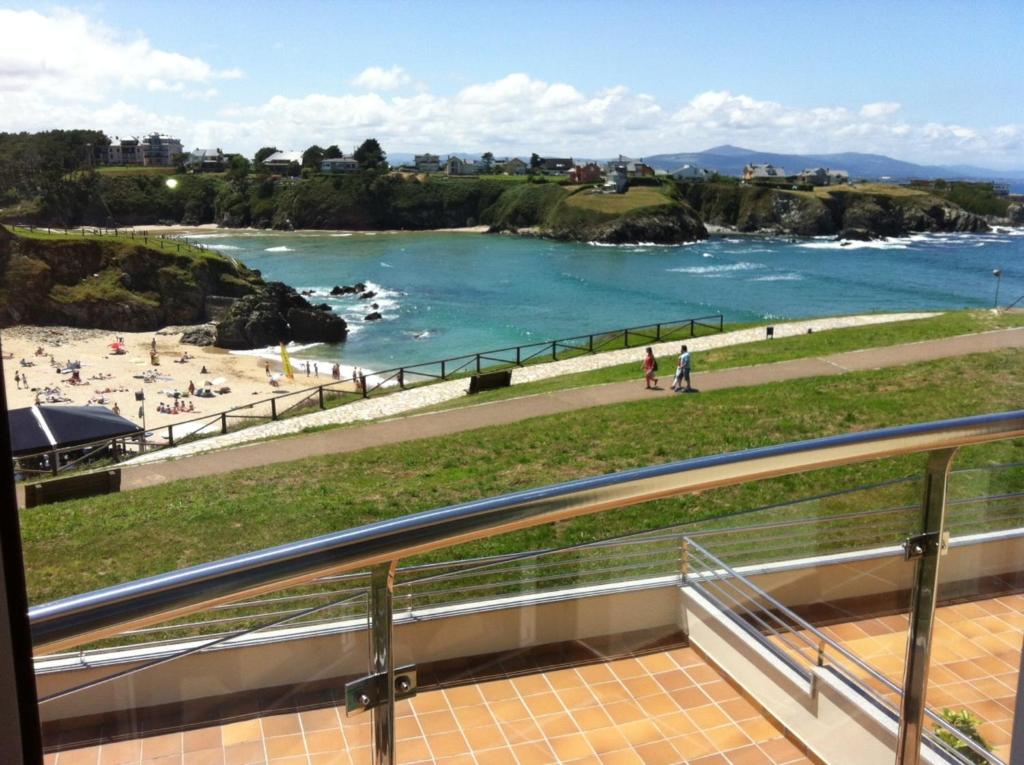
[24,469,122,509]
[468,370,513,395]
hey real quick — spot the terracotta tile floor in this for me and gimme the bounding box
[49,646,811,765]
[768,594,1023,762]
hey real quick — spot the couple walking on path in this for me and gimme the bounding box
[643,345,694,393]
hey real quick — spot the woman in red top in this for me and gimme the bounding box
[642,347,658,390]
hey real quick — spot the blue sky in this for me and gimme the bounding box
[2,0,1022,166]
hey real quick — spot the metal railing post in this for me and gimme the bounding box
[167,426,174,447]
[370,562,397,765]
[475,355,481,374]
[551,342,557,361]
[271,399,277,420]
[680,537,690,584]
[516,348,521,366]
[318,386,325,409]
[588,335,594,353]
[221,413,227,434]
[895,447,957,765]
[690,320,695,337]
[441,360,446,379]
[50,450,58,477]
[624,329,629,347]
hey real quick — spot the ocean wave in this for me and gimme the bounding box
[586,240,693,248]
[265,245,294,252]
[205,243,242,250]
[668,261,765,275]
[229,341,325,359]
[380,261,393,268]
[331,233,353,237]
[702,252,714,258]
[750,274,804,282]
[797,240,909,250]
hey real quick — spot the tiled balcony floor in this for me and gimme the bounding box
[767,593,1023,762]
[47,645,811,765]
[828,594,1022,762]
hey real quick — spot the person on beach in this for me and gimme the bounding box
[22,373,28,389]
[112,402,120,415]
[642,348,658,390]
[14,371,20,389]
[672,345,693,393]
[264,361,271,376]
[188,380,196,396]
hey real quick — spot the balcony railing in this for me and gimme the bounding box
[28,409,1024,764]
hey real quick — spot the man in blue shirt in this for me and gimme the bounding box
[673,345,692,393]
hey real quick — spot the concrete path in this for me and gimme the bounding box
[78,326,1023,499]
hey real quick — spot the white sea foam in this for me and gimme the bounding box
[205,243,242,250]
[586,240,693,248]
[750,274,804,282]
[380,261,393,268]
[265,246,294,252]
[797,239,909,250]
[331,233,353,237]
[702,252,714,258]
[668,261,764,275]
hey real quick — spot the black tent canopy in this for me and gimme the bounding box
[8,405,140,457]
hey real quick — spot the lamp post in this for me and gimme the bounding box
[993,268,1003,309]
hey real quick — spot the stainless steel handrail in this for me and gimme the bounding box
[29,410,1024,653]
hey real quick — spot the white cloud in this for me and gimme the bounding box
[861,101,902,118]
[0,10,1019,168]
[351,65,411,92]
[0,9,242,103]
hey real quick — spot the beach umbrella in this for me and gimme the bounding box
[8,405,140,457]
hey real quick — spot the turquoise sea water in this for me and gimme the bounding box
[193,229,1024,373]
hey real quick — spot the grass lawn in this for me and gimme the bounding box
[404,311,1024,416]
[4,224,220,259]
[94,166,176,176]
[816,182,930,198]
[20,347,1024,606]
[564,186,672,214]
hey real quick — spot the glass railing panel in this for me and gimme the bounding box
[390,528,693,763]
[920,452,1024,764]
[651,468,921,723]
[34,576,374,763]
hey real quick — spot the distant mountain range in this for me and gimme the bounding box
[644,145,1024,185]
[387,146,1024,191]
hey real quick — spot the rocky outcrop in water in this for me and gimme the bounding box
[215,282,348,349]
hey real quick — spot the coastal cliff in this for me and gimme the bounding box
[677,182,990,237]
[483,182,707,244]
[0,225,347,348]
[2,172,1008,244]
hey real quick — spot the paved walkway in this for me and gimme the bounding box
[72,325,1021,500]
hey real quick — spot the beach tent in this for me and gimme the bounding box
[8,405,140,457]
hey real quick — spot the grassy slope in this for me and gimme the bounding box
[21,344,1024,604]
[562,186,674,215]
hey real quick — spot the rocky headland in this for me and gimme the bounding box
[0,225,347,349]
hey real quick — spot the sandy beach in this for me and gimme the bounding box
[0,325,355,439]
